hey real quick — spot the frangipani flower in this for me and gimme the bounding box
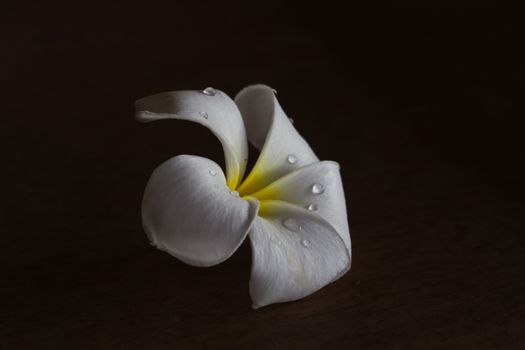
[135,84,351,308]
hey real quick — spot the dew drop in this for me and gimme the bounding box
[230,190,240,197]
[307,203,318,212]
[288,118,295,124]
[301,239,311,248]
[271,236,282,246]
[286,154,297,164]
[311,183,325,195]
[209,169,217,176]
[202,87,216,96]
[199,111,208,119]
[282,218,301,232]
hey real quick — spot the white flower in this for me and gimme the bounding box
[135,84,351,309]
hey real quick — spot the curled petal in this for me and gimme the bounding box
[142,155,258,267]
[249,161,351,256]
[235,84,319,195]
[246,199,351,309]
[135,89,248,189]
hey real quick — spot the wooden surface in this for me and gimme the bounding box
[2,4,524,349]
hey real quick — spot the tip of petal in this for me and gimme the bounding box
[135,110,155,122]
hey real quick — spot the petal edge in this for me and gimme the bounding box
[235,85,319,195]
[142,155,258,267]
[246,199,351,309]
[136,89,248,189]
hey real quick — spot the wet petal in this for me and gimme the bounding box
[142,155,258,267]
[249,161,351,255]
[246,199,351,309]
[235,84,319,195]
[136,89,248,189]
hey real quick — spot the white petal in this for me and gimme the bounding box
[249,161,351,255]
[135,89,248,189]
[235,84,319,195]
[142,155,258,267]
[245,199,351,309]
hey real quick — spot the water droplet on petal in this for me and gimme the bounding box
[270,236,282,246]
[289,118,294,124]
[307,203,318,212]
[230,190,239,197]
[311,183,325,194]
[283,218,301,232]
[202,87,216,96]
[301,239,311,248]
[286,154,297,164]
[209,169,217,176]
[199,111,208,119]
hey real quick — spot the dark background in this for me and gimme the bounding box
[2,2,524,349]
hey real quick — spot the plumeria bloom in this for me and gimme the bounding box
[135,84,351,308]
